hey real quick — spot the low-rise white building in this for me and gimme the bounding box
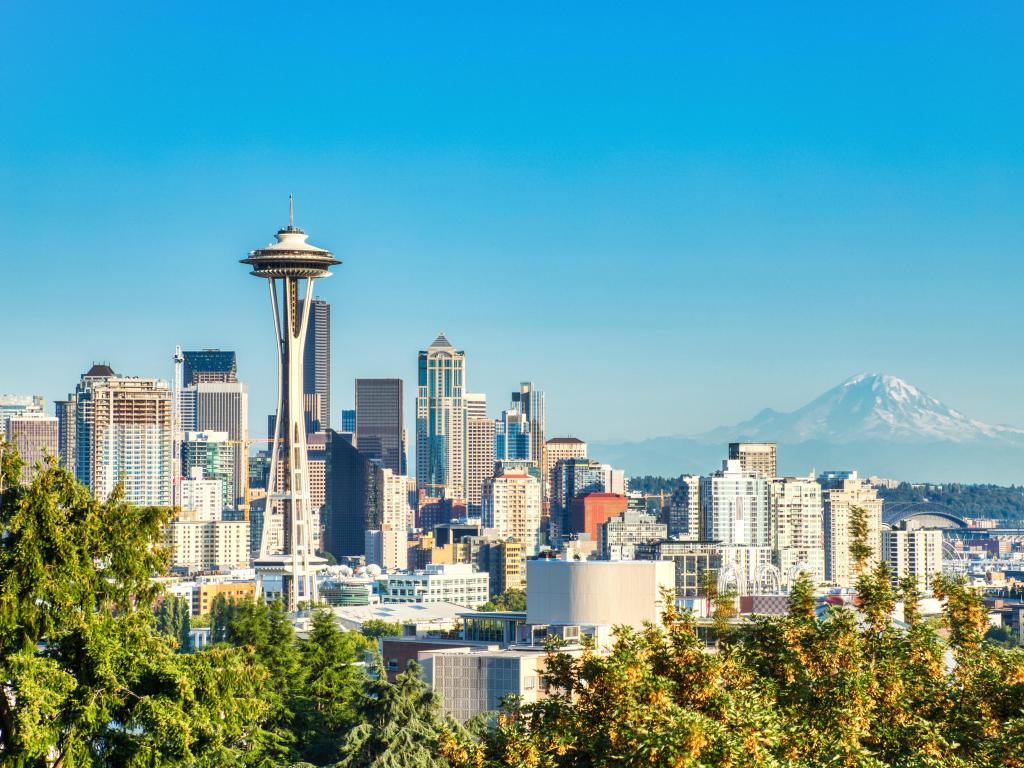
[381,563,490,608]
[419,647,547,721]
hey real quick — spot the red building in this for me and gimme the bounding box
[569,492,629,541]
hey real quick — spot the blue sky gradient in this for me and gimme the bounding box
[2,3,1022,442]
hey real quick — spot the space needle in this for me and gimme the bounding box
[242,197,339,609]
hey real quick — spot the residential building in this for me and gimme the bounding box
[667,475,700,539]
[598,509,667,560]
[365,466,413,571]
[823,471,883,587]
[769,475,826,583]
[75,371,173,506]
[570,492,629,542]
[180,466,223,522]
[551,457,606,538]
[728,442,778,479]
[355,378,404,474]
[544,436,587,500]
[365,526,407,572]
[380,563,489,608]
[482,469,544,556]
[166,519,250,574]
[182,431,235,511]
[193,579,256,616]
[415,333,466,501]
[54,394,77,469]
[464,393,494,514]
[881,522,943,591]
[301,297,331,432]
[6,411,58,482]
[700,459,770,547]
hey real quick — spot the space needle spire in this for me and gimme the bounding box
[241,199,340,609]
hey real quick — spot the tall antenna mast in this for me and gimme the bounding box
[289,193,294,229]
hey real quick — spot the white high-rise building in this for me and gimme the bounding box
[365,466,412,571]
[599,509,667,560]
[700,459,770,547]
[5,411,58,483]
[181,381,248,508]
[823,471,883,587]
[166,518,250,573]
[182,431,235,511]
[464,392,494,514]
[770,475,826,583]
[180,466,223,522]
[598,464,627,496]
[416,333,467,501]
[881,523,943,592]
[482,468,544,556]
[75,375,173,507]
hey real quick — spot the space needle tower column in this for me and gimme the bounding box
[242,198,339,609]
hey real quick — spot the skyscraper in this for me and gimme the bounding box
[323,430,383,559]
[340,409,356,433]
[182,381,248,507]
[495,408,531,461]
[728,442,778,479]
[769,475,826,583]
[416,333,466,501]
[355,378,404,474]
[544,437,587,502]
[75,371,173,506]
[464,393,494,515]
[301,297,331,431]
[182,349,237,385]
[482,467,544,556]
[0,394,44,438]
[823,471,882,587]
[511,382,546,481]
[242,203,338,608]
[700,459,770,547]
[54,394,77,469]
[182,431,235,511]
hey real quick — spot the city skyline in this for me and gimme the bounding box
[3,4,1024,446]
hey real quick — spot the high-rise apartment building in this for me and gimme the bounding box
[482,468,544,556]
[180,466,223,522]
[54,394,77,469]
[700,459,770,547]
[769,475,826,583]
[544,437,587,501]
[6,411,58,483]
[75,372,173,506]
[881,522,943,592]
[823,471,882,587]
[464,393,494,514]
[355,378,404,474]
[667,475,701,539]
[415,333,466,501]
[301,297,331,431]
[728,442,778,479]
[511,382,546,488]
[182,381,248,507]
[365,466,412,571]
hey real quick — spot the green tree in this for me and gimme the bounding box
[479,589,526,612]
[0,447,277,766]
[360,618,404,640]
[335,658,465,768]
[155,594,192,652]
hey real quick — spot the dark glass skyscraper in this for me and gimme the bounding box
[323,430,383,558]
[182,349,237,385]
[355,378,404,475]
[301,298,331,431]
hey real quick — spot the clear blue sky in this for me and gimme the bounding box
[2,2,1022,443]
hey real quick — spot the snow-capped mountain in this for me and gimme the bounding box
[591,374,1024,483]
[702,373,1024,445]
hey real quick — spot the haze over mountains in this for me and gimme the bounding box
[594,374,1024,485]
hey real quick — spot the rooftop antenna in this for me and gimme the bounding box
[289,193,294,229]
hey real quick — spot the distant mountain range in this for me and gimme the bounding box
[592,374,1024,484]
